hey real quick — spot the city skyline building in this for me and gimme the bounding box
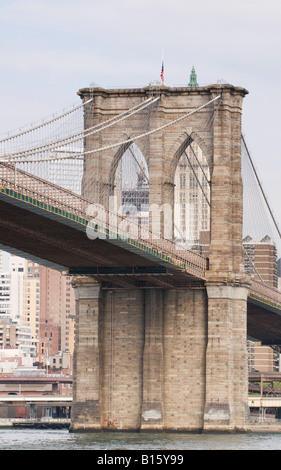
[174,142,210,248]
[38,265,75,364]
[9,256,25,323]
[243,235,278,288]
[0,250,75,371]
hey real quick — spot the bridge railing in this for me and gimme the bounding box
[0,162,84,213]
[0,162,207,279]
[249,278,281,309]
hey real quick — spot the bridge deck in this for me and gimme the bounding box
[1,163,281,343]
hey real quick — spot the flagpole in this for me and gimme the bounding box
[160,48,164,86]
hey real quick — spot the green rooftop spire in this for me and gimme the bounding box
[188,66,198,87]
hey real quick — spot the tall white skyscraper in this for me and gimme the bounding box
[9,255,25,322]
[174,142,210,248]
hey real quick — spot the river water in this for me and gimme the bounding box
[0,428,280,450]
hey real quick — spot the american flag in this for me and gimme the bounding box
[160,61,164,85]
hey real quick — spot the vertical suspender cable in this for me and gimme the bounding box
[242,134,281,239]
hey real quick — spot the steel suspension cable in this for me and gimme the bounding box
[242,133,281,239]
[1,97,160,160]
[11,95,221,163]
[0,98,93,144]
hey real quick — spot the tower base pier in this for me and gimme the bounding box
[70,279,250,432]
[203,283,250,432]
[70,277,101,431]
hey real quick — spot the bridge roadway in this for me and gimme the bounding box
[1,372,279,390]
[0,374,72,394]
[0,374,72,384]
[1,163,281,344]
[0,375,72,385]
[0,394,280,413]
[0,395,71,405]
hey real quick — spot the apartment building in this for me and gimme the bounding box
[243,235,278,288]
[0,319,37,358]
[38,266,75,365]
[0,251,75,370]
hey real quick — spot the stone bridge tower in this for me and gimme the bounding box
[70,83,250,432]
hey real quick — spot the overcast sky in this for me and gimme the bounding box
[0,0,280,245]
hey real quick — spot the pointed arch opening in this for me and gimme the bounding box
[174,140,210,254]
[112,142,149,231]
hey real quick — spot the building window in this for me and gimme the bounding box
[180,173,186,189]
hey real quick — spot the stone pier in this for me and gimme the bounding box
[70,83,250,432]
